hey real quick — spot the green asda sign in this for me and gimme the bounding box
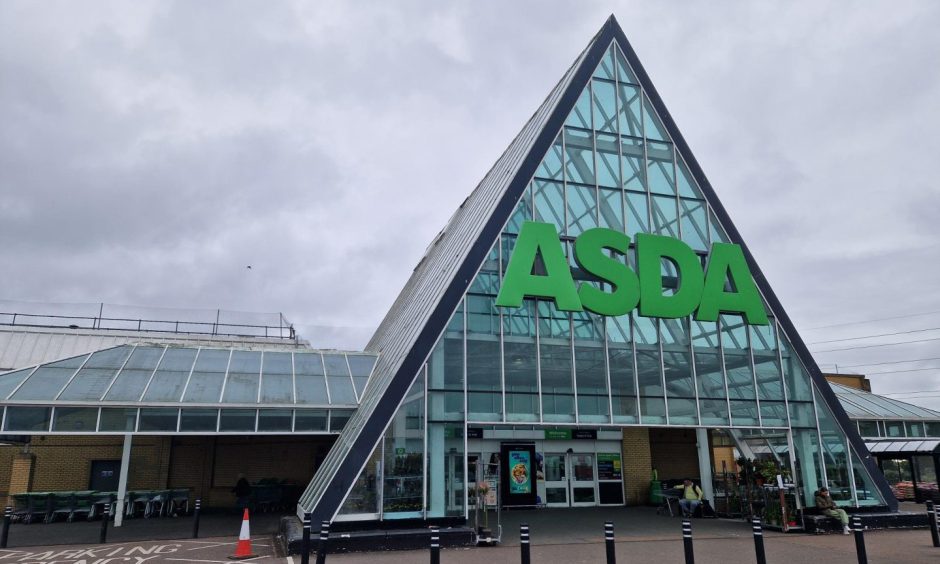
[495,221,768,325]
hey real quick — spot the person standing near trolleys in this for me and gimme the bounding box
[676,478,703,518]
[815,487,851,534]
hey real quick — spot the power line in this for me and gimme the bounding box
[806,309,940,331]
[808,326,940,345]
[865,366,940,376]
[818,356,940,370]
[883,389,940,396]
[812,336,940,354]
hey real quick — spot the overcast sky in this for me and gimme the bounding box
[2,1,940,408]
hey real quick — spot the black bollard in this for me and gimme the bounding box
[1,506,11,549]
[751,517,766,564]
[192,499,201,539]
[927,500,940,548]
[604,521,616,564]
[682,519,694,564]
[99,505,110,544]
[430,526,440,564]
[520,523,531,564]
[315,520,330,564]
[852,516,867,564]
[301,513,311,564]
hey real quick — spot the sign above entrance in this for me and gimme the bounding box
[495,221,769,325]
[544,429,597,440]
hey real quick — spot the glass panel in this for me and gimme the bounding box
[913,455,937,502]
[383,379,424,517]
[926,422,940,437]
[565,88,592,129]
[634,314,664,424]
[58,346,133,401]
[647,141,674,195]
[428,305,465,423]
[626,191,649,237]
[324,353,356,405]
[857,421,879,437]
[534,179,565,232]
[294,410,328,431]
[594,45,615,80]
[340,446,380,515]
[330,411,352,431]
[0,368,32,400]
[222,351,261,404]
[295,353,329,405]
[181,349,231,403]
[138,408,178,432]
[679,198,708,252]
[709,207,730,243]
[469,241,500,295]
[592,79,616,133]
[885,421,904,437]
[219,409,256,432]
[567,184,597,237]
[99,408,137,432]
[179,409,218,432]
[609,323,637,424]
[617,84,642,137]
[258,409,293,432]
[467,336,500,421]
[4,407,51,431]
[105,346,165,401]
[881,458,913,501]
[598,188,624,232]
[539,301,574,423]
[615,45,638,84]
[467,295,499,336]
[595,133,620,188]
[260,352,294,404]
[851,450,883,506]
[643,95,667,141]
[536,135,563,181]
[651,194,679,238]
[143,347,198,402]
[905,422,924,437]
[677,159,703,199]
[575,310,608,423]
[564,128,595,186]
[348,354,377,398]
[505,341,539,422]
[11,354,88,400]
[52,407,98,432]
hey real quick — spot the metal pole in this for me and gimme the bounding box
[520,523,531,564]
[852,516,867,564]
[604,521,616,564]
[191,499,201,539]
[1,506,11,548]
[927,500,940,548]
[315,520,329,564]
[682,519,694,564]
[751,517,766,564]
[430,526,440,564]
[99,505,109,544]
[301,513,311,564]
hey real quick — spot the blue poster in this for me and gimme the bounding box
[508,450,532,494]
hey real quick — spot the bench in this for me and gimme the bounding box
[801,507,845,534]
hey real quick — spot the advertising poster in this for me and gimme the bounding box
[507,449,532,494]
[597,453,622,481]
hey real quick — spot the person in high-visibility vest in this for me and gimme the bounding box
[675,479,703,517]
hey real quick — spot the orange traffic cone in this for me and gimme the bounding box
[228,508,257,560]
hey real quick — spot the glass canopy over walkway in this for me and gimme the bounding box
[0,344,377,434]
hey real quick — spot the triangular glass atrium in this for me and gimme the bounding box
[297,16,895,524]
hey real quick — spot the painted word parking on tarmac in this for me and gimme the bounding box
[0,543,180,564]
[0,537,275,564]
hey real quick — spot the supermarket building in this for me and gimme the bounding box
[0,16,905,527]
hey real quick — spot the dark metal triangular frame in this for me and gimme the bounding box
[306,15,895,524]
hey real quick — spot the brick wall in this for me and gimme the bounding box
[621,427,652,505]
[649,428,700,481]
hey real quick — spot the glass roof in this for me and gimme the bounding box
[0,345,377,407]
[831,382,940,420]
[865,440,940,454]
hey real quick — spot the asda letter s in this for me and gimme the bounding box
[494,221,768,325]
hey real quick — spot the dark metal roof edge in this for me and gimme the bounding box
[303,19,619,525]
[608,20,897,510]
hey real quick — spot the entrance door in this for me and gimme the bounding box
[568,453,597,506]
[544,454,569,507]
[543,453,597,507]
[880,457,915,500]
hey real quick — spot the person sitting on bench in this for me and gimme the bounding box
[675,479,703,517]
[815,487,850,535]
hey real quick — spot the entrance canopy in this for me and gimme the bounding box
[0,344,377,435]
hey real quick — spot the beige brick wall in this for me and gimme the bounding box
[621,427,652,505]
